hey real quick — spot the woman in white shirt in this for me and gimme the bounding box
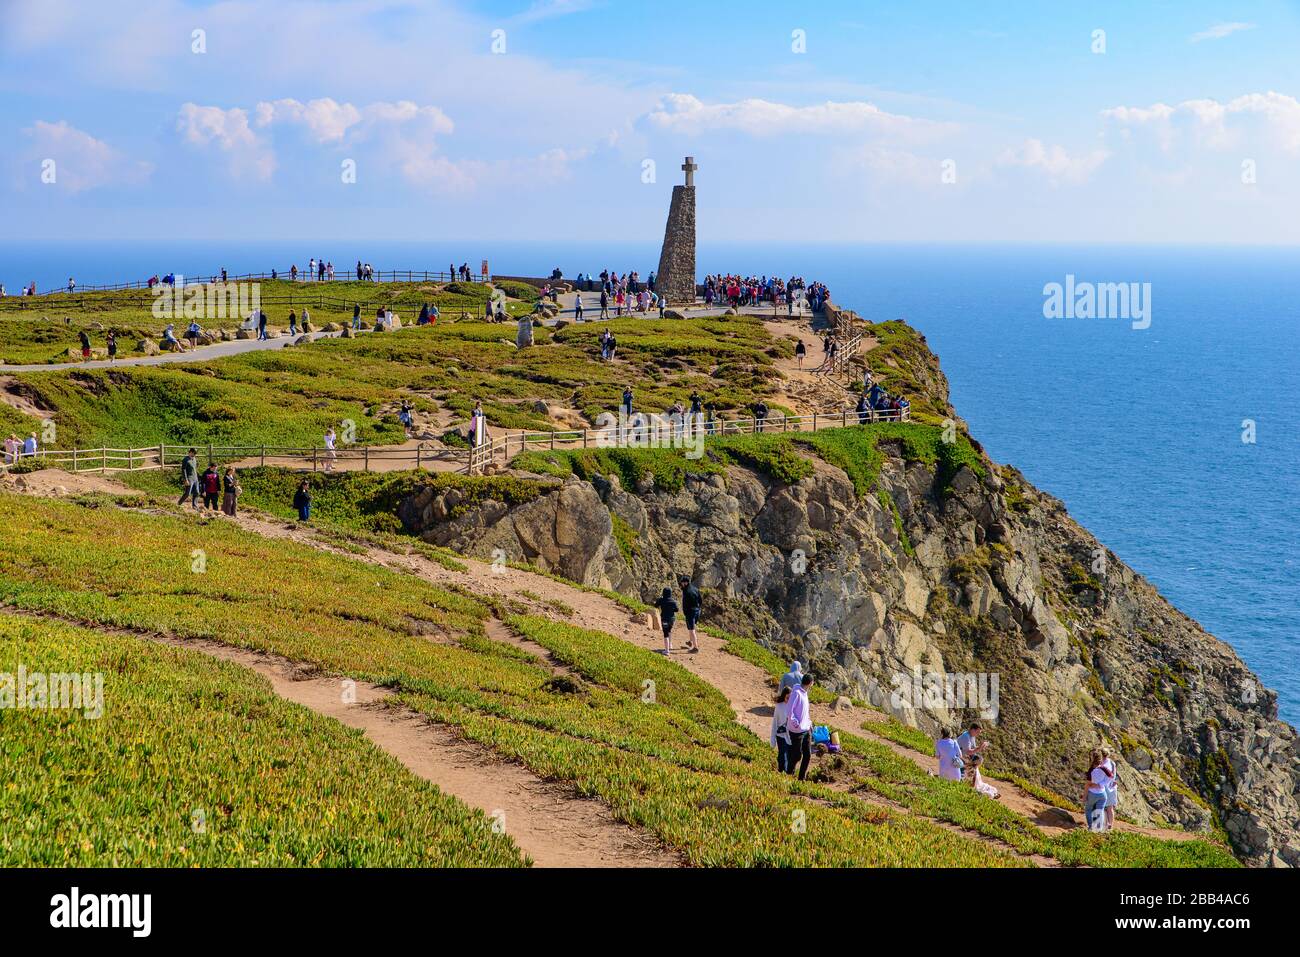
[1083,749,1113,832]
[323,427,337,472]
[770,687,793,774]
[1101,746,1119,829]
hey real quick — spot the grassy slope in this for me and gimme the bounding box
[0,279,530,366]
[0,614,525,867]
[0,493,1022,867]
[0,493,1237,867]
[3,312,798,449]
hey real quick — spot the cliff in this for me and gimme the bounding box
[396,325,1299,867]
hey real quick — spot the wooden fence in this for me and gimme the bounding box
[2,404,910,479]
[13,269,489,297]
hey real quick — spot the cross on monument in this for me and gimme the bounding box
[681,156,698,187]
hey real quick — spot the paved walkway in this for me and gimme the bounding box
[0,330,349,373]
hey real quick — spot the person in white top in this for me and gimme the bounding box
[323,427,337,472]
[966,754,1000,799]
[1083,748,1113,832]
[1101,745,1119,829]
[779,660,803,693]
[770,686,793,774]
[935,729,964,782]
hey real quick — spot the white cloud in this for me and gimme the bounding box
[997,138,1109,184]
[20,120,153,192]
[1190,22,1255,43]
[176,104,276,181]
[644,93,952,141]
[1102,92,1300,155]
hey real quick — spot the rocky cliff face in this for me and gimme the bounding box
[402,395,1298,868]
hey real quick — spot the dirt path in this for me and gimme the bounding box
[3,477,1200,852]
[763,320,878,414]
[4,604,678,869]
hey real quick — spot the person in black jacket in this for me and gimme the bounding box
[654,587,678,656]
[293,480,312,522]
[679,575,701,653]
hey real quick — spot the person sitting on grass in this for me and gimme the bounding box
[293,479,312,523]
[654,586,679,656]
[966,754,1000,799]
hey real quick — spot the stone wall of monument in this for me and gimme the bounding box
[655,185,696,303]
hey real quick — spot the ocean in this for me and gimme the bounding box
[3,240,1297,724]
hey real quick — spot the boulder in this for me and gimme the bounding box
[235,329,254,340]
[137,338,160,355]
[663,308,687,320]
[339,326,355,339]
[321,322,341,333]
[294,334,311,346]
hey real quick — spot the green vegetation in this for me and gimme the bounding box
[514,423,984,505]
[0,614,525,867]
[0,494,1027,867]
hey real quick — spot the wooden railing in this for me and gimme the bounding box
[465,404,911,475]
[3,403,911,479]
[9,269,491,297]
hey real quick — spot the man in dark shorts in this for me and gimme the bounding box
[654,587,678,656]
[679,575,701,653]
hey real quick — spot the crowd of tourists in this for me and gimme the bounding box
[701,274,829,312]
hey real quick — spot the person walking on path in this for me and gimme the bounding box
[221,466,241,516]
[935,728,964,782]
[22,431,38,458]
[795,339,806,368]
[621,385,634,420]
[599,288,609,319]
[679,574,701,653]
[288,310,298,336]
[323,427,337,472]
[293,479,313,522]
[78,329,91,361]
[654,586,679,656]
[352,304,362,330]
[786,674,814,780]
[257,308,268,341]
[770,686,794,774]
[752,400,768,433]
[1083,749,1113,832]
[574,295,584,321]
[200,463,220,510]
[177,448,200,509]
[106,330,117,362]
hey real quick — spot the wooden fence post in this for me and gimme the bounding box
[364,446,370,471]
[313,447,318,472]
[261,445,265,467]
[416,444,422,469]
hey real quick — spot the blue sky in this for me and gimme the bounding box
[3,0,1300,242]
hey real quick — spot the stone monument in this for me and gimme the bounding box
[516,315,534,348]
[655,156,698,304]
